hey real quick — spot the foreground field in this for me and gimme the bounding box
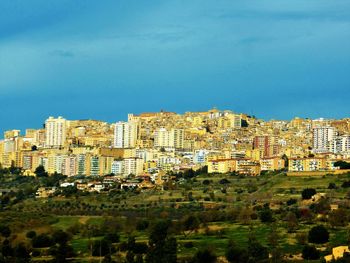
[1,172,350,262]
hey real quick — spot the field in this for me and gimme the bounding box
[1,172,350,262]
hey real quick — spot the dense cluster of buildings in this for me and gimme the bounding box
[1,109,350,178]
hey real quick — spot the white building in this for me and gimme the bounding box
[124,158,144,176]
[62,156,76,177]
[45,116,66,148]
[114,121,138,148]
[329,135,350,154]
[111,160,124,175]
[313,126,336,153]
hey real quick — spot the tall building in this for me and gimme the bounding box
[114,121,138,148]
[4,130,20,139]
[154,128,184,149]
[45,116,66,148]
[313,126,336,153]
[329,135,350,154]
[253,136,280,158]
[124,158,144,176]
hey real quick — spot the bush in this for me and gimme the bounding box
[136,219,149,231]
[91,238,113,256]
[341,181,350,188]
[259,208,273,223]
[308,225,329,244]
[26,230,37,239]
[301,188,316,200]
[302,245,320,260]
[219,179,230,185]
[105,232,120,243]
[32,234,54,248]
[286,198,297,206]
[191,248,216,263]
[184,242,194,248]
[328,182,337,189]
[226,241,249,263]
[202,180,211,185]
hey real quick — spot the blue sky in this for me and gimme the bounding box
[0,0,350,134]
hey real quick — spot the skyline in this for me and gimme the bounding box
[1,108,349,137]
[1,0,350,134]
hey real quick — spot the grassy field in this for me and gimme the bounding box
[2,172,350,262]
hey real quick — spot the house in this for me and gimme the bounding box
[36,187,57,198]
[325,246,350,262]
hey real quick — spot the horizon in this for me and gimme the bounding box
[1,107,349,137]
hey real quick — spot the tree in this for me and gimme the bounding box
[334,161,350,169]
[26,230,37,239]
[13,243,30,261]
[258,207,273,223]
[225,240,248,263]
[328,182,337,189]
[285,212,298,233]
[0,225,11,239]
[136,220,150,231]
[32,233,54,248]
[52,230,70,245]
[268,224,282,263]
[238,206,253,225]
[341,181,350,188]
[105,232,120,243]
[329,208,349,228]
[91,238,112,257]
[50,242,75,263]
[34,165,48,177]
[301,188,316,200]
[1,239,13,258]
[282,154,289,168]
[181,215,200,237]
[308,225,329,244]
[247,228,269,262]
[145,220,176,263]
[302,245,320,260]
[191,247,216,263]
[286,198,297,206]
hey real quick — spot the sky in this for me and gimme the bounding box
[0,0,350,135]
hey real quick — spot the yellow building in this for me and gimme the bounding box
[207,159,237,174]
[260,157,285,171]
[288,157,336,172]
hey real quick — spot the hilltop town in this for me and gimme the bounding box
[1,108,349,182]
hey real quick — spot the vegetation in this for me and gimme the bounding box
[1,169,350,262]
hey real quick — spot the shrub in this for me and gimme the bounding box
[32,234,54,248]
[301,188,316,200]
[308,225,329,244]
[302,245,320,260]
[26,230,37,239]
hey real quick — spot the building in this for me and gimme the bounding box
[124,158,144,176]
[45,116,66,148]
[288,157,339,172]
[154,128,184,150]
[111,160,124,175]
[329,135,350,154]
[253,136,280,158]
[62,156,76,177]
[313,126,336,153]
[260,157,285,171]
[114,121,138,148]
